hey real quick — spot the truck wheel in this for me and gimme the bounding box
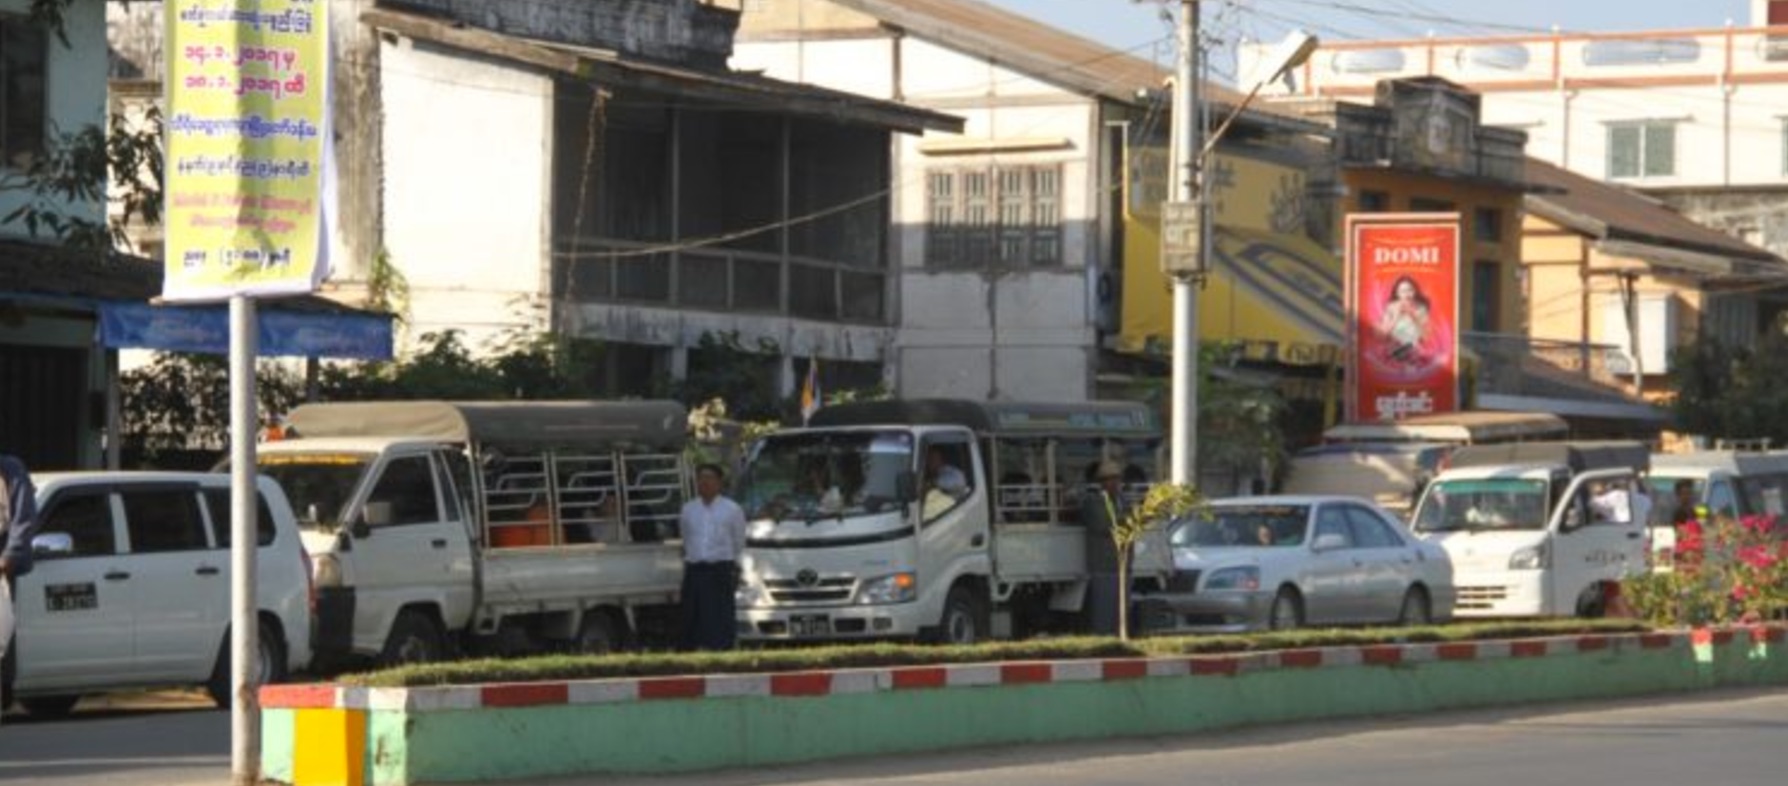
[575,610,627,655]
[927,585,983,645]
[1269,587,1304,631]
[1396,586,1432,627]
[1576,584,1608,618]
[380,610,446,667]
[207,619,288,708]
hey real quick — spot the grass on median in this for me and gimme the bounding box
[343,618,1649,689]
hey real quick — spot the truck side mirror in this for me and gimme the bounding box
[895,471,918,503]
[31,532,74,557]
[355,501,392,537]
[1560,505,1584,533]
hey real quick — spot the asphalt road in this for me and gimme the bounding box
[1,687,1784,785]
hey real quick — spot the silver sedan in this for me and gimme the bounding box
[1135,496,1455,633]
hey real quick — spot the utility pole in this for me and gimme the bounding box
[1168,0,1203,486]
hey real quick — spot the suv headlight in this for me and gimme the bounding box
[856,572,917,604]
[1509,543,1549,570]
[1202,566,1260,591]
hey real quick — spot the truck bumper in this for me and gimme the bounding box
[737,604,926,642]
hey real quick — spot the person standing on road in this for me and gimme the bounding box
[1079,460,1128,637]
[0,454,39,718]
[679,463,747,651]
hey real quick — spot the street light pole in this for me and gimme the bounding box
[1168,0,1202,486]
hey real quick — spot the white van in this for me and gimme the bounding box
[1410,442,1649,618]
[1644,451,1788,566]
[1285,412,1569,517]
[3,473,312,717]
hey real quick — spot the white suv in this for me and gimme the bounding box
[2,472,312,717]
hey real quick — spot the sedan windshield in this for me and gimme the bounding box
[1413,478,1550,532]
[738,430,914,520]
[1172,505,1308,548]
[258,453,373,530]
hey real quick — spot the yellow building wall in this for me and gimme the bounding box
[1120,149,1337,358]
[1521,214,1589,344]
[1343,170,1526,335]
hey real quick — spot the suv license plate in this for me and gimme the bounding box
[790,614,831,636]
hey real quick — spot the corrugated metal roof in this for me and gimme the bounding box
[827,0,1245,106]
[1525,158,1782,266]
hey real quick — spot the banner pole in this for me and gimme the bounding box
[229,294,260,786]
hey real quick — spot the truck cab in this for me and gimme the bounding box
[1409,441,1649,617]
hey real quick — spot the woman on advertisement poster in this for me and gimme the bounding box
[1376,275,1438,370]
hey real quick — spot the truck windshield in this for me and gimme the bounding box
[1412,478,1550,532]
[257,453,373,530]
[739,430,914,521]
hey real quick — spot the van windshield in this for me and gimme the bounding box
[738,430,914,521]
[258,453,374,530]
[1412,478,1550,532]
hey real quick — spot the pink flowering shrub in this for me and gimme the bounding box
[1626,513,1788,627]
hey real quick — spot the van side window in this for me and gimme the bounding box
[1707,480,1738,520]
[201,489,276,547]
[122,488,210,553]
[368,455,441,527]
[39,492,117,557]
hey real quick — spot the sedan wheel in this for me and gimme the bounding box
[1396,586,1432,626]
[1269,588,1304,630]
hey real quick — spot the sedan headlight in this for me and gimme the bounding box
[1509,543,1549,570]
[856,572,917,604]
[1202,566,1260,592]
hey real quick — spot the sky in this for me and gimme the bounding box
[982,0,1755,82]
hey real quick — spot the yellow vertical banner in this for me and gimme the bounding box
[164,1,330,301]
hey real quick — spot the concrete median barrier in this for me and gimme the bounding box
[260,625,1788,785]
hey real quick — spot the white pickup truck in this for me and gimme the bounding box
[732,399,1172,644]
[257,400,691,666]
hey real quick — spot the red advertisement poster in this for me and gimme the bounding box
[1346,215,1461,422]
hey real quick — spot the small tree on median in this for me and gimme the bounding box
[1109,483,1203,641]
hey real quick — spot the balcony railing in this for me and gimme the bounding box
[1463,331,1633,399]
[552,237,889,325]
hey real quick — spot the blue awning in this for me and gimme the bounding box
[98,301,393,360]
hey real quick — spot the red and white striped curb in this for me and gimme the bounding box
[260,627,1786,712]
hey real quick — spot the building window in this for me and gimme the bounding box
[1409,197,1455,213]
[1473,207,1503,244]
[1357,190,1390,212]
[1607,122,1676,178]
[1471,260,1500,332]
[926,164,1063,269]
[0,15,48,168]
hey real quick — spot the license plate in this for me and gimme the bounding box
[790,614,831,636]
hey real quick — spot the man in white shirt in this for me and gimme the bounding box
[678,463,747,651]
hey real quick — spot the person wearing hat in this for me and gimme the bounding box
[1079,459,1128,636]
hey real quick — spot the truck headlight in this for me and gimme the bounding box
[312,553,343,588]
[1509,543,1549,570]
[735,582,768,608]
[1202,566,1260,591]
[856,572,917,604]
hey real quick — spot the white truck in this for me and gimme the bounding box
[732,399,1172,644]
[1408,441,1650,618]
[255,400,691,666]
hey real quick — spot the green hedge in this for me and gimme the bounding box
[344,619,1648,689]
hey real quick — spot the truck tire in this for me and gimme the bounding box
[575,609,627,655]
[207,618,288,708]
[380,610,446,667]
[926,585,984,645]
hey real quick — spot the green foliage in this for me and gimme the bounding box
[120,353,306,461]
[674,331,782,422]
[342,619,1649,688]
[1668,334,1788,444]
[1624,514,1788,628]
[1111,483,1203,640]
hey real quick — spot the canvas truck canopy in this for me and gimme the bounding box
[809,399,1159,439]
[283,400,688,451]
[1448,441,1650,474]
[1323,412,1568,445]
